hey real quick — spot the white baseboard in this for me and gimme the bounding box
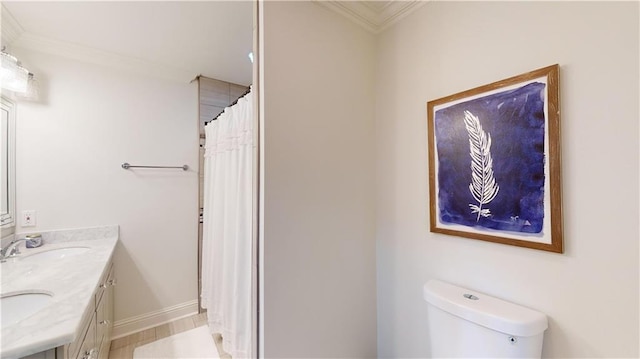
[112,300,199,339]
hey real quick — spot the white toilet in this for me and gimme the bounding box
[423,280,548,358]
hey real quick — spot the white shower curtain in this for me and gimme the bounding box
[201,90,253,358]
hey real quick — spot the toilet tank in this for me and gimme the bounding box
[424,280,548,358]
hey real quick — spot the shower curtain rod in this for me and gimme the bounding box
[206,87,252,125]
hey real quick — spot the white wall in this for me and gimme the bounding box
[375,2,639,358]
[261,2,377,357]
[13,49,199,330]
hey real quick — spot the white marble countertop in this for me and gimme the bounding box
[0,226,118,359]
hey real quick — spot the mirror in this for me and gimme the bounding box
[1,96,16,237]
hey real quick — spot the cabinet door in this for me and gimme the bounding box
[96,291,106,358]
[75,315,97,359]
[106,266,114,343]
[66,306,94,359]
[96,265,114,359]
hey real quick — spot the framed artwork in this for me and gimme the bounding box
[427,65,563,253]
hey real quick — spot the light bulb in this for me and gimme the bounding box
[5,65,29,93]
[1,52,18,82]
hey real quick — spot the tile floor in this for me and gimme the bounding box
[108,312,231,359]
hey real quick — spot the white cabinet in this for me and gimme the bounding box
[96,265,114,359]
[56,262,114,359]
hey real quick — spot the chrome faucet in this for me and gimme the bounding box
[0,238,28,262]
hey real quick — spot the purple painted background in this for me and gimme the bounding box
[434,82,546,234]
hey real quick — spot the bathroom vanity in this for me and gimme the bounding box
[0,226,118,359]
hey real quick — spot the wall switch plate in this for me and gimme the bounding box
[22,210,36,227]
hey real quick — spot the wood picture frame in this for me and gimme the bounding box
[427,65,563,253]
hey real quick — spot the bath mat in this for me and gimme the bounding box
[133,325,220,359]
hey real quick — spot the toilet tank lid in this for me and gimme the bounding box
[423,280,548,337]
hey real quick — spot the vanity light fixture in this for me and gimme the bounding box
[1,47,37,98]
[1,51,18,81]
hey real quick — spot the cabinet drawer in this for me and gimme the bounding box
[95,263,113,305]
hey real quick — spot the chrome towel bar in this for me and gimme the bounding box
[121,162,188,171]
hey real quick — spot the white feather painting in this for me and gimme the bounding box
[427,65,562,252]
[463,110,499,221]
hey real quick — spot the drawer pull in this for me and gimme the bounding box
[99,320,110,325]
[82,348,97,359]
[99,278,116,289]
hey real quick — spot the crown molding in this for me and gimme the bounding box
[1,4,25,47]
[376,1,427,32]
[314,0,427,34]
[12,33,196,83]
[317,1,379,33]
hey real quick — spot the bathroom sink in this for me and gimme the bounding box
[1,292,53,327]
[21,247,90,262]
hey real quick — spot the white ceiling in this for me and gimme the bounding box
[1,1,253,85]
[1,1,424,85]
